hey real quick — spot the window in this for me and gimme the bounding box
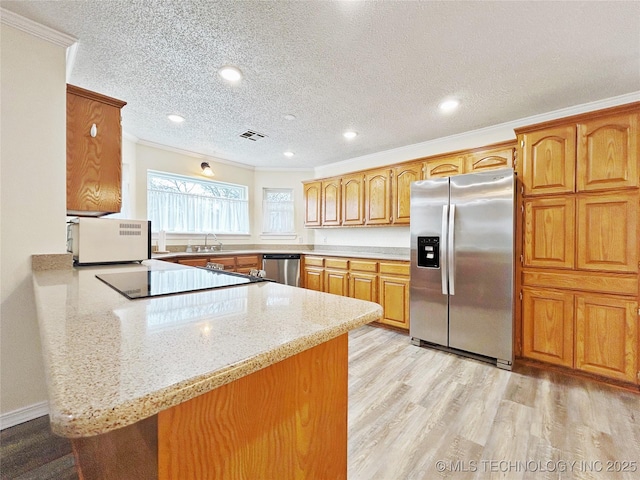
[262,188,294,234]
[147,171,249,234]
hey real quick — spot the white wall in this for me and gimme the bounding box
[0,25,68,416]
[130,141,313,246]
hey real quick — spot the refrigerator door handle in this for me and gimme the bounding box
[441,205,448,295]
[448,204,455,295]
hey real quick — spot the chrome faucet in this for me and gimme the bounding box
[204,233,222,251]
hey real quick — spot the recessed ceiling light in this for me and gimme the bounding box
[343,131,358,139]
[167,114,185,123]
[438,99,460,113]
[218,65,243,82]
[283,114,296,121]
[284,151,295,158]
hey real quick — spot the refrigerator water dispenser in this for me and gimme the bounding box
[417,236,439,268]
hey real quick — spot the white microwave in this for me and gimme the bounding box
[68,218,151,265]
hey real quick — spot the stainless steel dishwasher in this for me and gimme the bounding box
[262,254,301,287]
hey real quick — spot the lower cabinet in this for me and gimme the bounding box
[303,256,324,292]
[302,255,410,330]
[575,294,637,382]
[171,254,260,273]
[378,262,411,330]
[522,287,574,367]
[176,257,209,267]
[522,286,638,383]
[324,258,350,296]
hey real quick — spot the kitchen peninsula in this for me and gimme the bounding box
[32,259,382,479]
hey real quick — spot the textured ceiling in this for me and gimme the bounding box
[3,1,640,169]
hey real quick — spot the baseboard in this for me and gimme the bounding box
[0,401,49,430]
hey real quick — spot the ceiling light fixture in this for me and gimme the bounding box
[284,151,295,157]
[438,98,460,113]
[201,162,214,176]
[218,65,243,82]
[167,114,185,123]
[283,114,296,121]
[343,131,358,139]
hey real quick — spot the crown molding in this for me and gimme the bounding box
[320,91,640,173]
[136,138,256,171]
[1,8,76,47]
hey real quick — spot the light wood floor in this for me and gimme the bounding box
[2,325,639,479]
[348,325,640,480]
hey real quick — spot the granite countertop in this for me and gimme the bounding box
[153,249,410,262]
[32,260,382,438]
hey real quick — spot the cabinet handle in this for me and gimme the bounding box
[90,123,97,138]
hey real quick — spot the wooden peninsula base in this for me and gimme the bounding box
[72,334,348,479]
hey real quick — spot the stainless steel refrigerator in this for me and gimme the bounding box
[409,168,514,370]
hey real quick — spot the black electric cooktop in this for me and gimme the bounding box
[96,267,266,300]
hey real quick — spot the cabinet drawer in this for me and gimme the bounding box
[379,261,410,276]
[304,256,324,267]
[325,258,349,270]
[211,257,236,270]
[177,257,209,267]
[350,260,378,272]
[236,255,260,267]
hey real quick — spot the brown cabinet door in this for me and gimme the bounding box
[524,197,575,269]
[348,272,377,303]
[577,113,639,192]
[303,267,324,291]
[364,169,392,225]
[211,256,236,271]
[177,257,210,267]
[67,87,125,215]
[303,181,322,227]
[522,287,574,367]
[520,126,576,196]
[465,145,514,173]
[378,274,410,330]
[321,179,341,226]
[575,293,637,382]
[424,154,464,179]
[391,162,422,225]
[236,255,261,273]
[324,269,349,296]
[341,174,365,226]
[577,192,638,273]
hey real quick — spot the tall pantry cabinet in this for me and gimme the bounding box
[516,103,640,384]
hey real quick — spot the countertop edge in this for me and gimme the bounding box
[46,304,382,438]
[153,250,410,262]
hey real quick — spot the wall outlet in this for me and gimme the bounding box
[298,237,303,244]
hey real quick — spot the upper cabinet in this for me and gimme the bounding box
[577,113,639,192]
[364,168,392,225]
[465,144,515,173]
[518,109,639,196]
[519,125,576,196]
[391,162,422,225]
[424,153,464,179]
[303,181,322,226]
[321,178,341,226]
[303,141,514,227]
[66,84,127,216]
[341,173,365,226]
[424,142,514,180]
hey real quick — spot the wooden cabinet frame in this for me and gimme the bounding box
[303,141,515,227]
[516,102,640,385]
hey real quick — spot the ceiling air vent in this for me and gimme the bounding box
[239,130,268,141]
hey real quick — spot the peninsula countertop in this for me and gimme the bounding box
[32,260,382,438]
